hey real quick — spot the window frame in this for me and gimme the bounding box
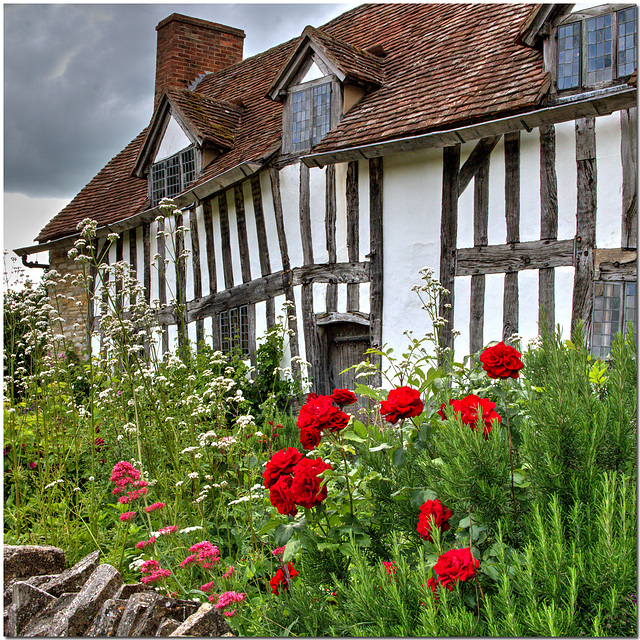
[282,75,341,156]
[150,145,199,207]
[590,279,637,358]
[551,4,637,95]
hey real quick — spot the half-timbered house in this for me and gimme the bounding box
[16,3,638,391]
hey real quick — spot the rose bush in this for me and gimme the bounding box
[379,386,424,424]
[438,394,502,437]
[416,498,453,541]
[480,341,524,379]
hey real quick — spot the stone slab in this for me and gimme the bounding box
[20,593,77,637]
[3,545,65,582]
[6,582,57,636]
[169,603,232,637]
[115,590,159,637]
[84,598,128,637]
[39,549,100,597]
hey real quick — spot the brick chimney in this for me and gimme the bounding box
[154,14,245,107]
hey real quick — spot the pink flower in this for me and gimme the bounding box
[144,502,165,513]
[110,461,140,486]
[119,511,136,522]
[135,536,156,550]
[382,561,397,575]
[180,554,196,568]
[223,566,235,579]
[141,568,171,584]
[223,610,237,618]
[272,546,286,558]
[200,581,216,592]
[140,559,160,574]
[187,541,220,569]
[158,525,178,535]
[29,462,37,469]
[214,591,246,610]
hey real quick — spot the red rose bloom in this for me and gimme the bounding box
[290,457,332,509]
[327,410,350,433]
[297,395,339,431]
[380,386,424,424]
[480,342,524,379]
[263,447,302,488]
[417,499,453,541]
[269,475,298,516]
[299,427,322,450]
[432,548,479,590]
[270,562,298,594]
[331,389,357,407]
[438,395,501,438]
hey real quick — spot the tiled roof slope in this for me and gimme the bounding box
[36,130,149,242]
[37,3,544,243]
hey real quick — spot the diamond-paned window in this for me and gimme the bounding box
[291,80,332,153]
[150,146,197,207]
[591,281,637,358]
[219,305,250,356]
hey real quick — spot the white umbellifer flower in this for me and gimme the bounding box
[188,472,199,479]
[251,484,264,492]
[175,481,184,487]
[228,496,250,506]
[179,526,204,534]
[220,480,228,489]
[129,557,146,571]
[180,446,199,455]
[88,476,95,482]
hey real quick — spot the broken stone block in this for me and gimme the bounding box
[6,582,57,636]
[4,574,57,608]
[47,563,122,637]
[38,549,100,597]
[115,590,159,636]
[169,603,232,637]
[114,581,154,600]
[84,598,128,637]
[19,593,77,637]
[130,596,199,636]
[156,617,181,636]
[3,545,65,583]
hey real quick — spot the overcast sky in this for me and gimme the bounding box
[3,2,353,280]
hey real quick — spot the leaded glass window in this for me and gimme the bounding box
[150,146,197,206]
[558,22,581,89]
[219,305,250,356]
[591,281,637,358]
[618,7,637,77]
[291,81,332,153]
[586,14,612,85]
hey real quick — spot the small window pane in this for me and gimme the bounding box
[591,280,637,357]
[558,23,581,89]
[181,147,196,187]
[618,7,637,76]
[587,15,612,84]
[151,163,165,207]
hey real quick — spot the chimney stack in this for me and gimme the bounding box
[154,14,245,108]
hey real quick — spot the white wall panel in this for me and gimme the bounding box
[454,275,471,355]
[226,189,242,287]
[242,180,261,280]
[358,159,370,262]
[487,137,507,245]
[259,171,283,273]
[195,205,210,295]
[483,273,504,345]
[518,270,539,340]
[596,112,623,248]
[309,166,329,264]
[211,198,225,293]
[334,162,349,263]
[313,283,327,313]
[555,120,578,240]
[555,266,575,339]
[183,209,194,302]
[280,164,304,268]
[520,129,541,242]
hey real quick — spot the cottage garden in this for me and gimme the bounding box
[3,218,637,637]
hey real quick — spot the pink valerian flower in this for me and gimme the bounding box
[223,566,235,579]
[272,546,286,558]
[158,525,178,535]
[119,511,136,522]
[189,541,220,569]
[29,462,37,469]
[223,610,237,618]
[214,591,247,610]
[117,486,149,504]
[141,568,171,584]
[135,536,156,550]
[144,502,165,513]
[110,461,140,486]
[200,581,216,592]
[140,559,160,574]
[180,554,196,568]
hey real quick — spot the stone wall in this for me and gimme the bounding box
[48,248,90,355]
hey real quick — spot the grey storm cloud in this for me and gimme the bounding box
[4,3,351,199]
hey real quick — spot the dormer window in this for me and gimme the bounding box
[555,5,637,92]
[291,78,332,153]
[150,146,197,207]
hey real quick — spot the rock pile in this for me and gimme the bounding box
[4,545,233,637]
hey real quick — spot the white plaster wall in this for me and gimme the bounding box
[358,159,370,262]
[555,266,575,339]
[204,315,214,346]
[187,320,197,345]
[255,299,267,348]
[242,180,262,280]
[487,137,507,244]
[155,116,191,161]
[313,283,327,313]
[337,283,347,313]
[279,164,304,268]
[195,205,210,296]
[520,130,541,242]
[309,167,329,264]
[334,163,349,263]
[183,210,194,302]
[293,285,308,378]
[518,270,539,340]
[259,171,284,273]
[211,198,226,292]
[381,148,442,355]
[595,112,623,248]
[150,220,160,303]
[555,120,578,240]
[226,190,242,287]
[454,275,471,354]
[163,216,177,302]
[273,294,293,374]
[359,282,370,314]
[483,273,505,344]
[167,324,178,351]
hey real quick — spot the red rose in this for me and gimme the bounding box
[290,457,332,509]
[263,447,302,488]
[297,395,339,431]
[270,562,298,594]
[331,389,357,407]
[269,475,297,516]
[480,342,524,379]
[299,426,322,450]
[438,395,501,438]
[380,386,424,424]
[432,548,479,589]
[416,498,453,541]
[327,410,350,433]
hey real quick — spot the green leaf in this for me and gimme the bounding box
[410,488,437,509]
[282,537,301,562]
[257,520,280,535]
[353,420,368,439]
[342,432,366,444]
[392,447,407,468]
[369,443,392,453]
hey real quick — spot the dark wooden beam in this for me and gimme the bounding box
[325,164,338,312]
[458,135,501,195]
[621,108,637,250]
[218,192,235,290]
[234,184,252,283]
[503,131,520,342]
[369,156,384,387]
[346,161,360,312]
[571,117,597,336]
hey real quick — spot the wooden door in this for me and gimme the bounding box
[324,322,370,394]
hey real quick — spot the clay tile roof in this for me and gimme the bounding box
[299,25,384,87]
[35,3,549,244]
[167,89,242,150]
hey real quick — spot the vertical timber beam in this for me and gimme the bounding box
[503,131,520,343]
[439,145,460,354]
[621,108,637,249]
[325,165,338,312]
[369,156,384,387]
[202,198,219,350]
[270,168,301,379]
[251,175,275,327]
[189,207,204,348]
[539,124,558,333]
[469,153,489,353]
[129,228,138,308]
[346,161,360,311]
[218,192,235,291]
[234,184,252,284]
[572,117,597,337]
